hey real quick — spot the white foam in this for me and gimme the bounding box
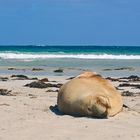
[0,52,140,60]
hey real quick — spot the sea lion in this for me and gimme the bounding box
[57,71,123,118]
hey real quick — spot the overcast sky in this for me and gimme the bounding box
[0,0,140,45]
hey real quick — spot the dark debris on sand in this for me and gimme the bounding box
[106,75,140,82]
[103,67,134,71]
[0,89,12,96]
[120,75,140,82]
[32,68,44,71]
[11,75,29,79]
[106,77,121,82]
[106,75,140,97]
[25,81,49,88]
[8,67,20,70]
[118,83,140,89]
[121,91,135,96]
[24,81,63,89]
[46,89,59,92]
[0,77,9,81]
[11,75,38,80]
[39,78,49,82]
[53,69,63,73]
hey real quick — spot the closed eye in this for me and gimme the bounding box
[87,107,92,112]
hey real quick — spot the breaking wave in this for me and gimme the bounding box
[0,52,140,60]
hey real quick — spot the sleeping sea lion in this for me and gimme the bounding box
[57,71,123,118]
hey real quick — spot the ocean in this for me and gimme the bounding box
[0,45,140,77]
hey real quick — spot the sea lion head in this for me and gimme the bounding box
[86,95,111,118]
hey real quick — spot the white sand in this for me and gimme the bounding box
[0,76,140,140]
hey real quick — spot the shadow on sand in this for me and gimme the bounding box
[49,105,64,116]
[49,105,108,119]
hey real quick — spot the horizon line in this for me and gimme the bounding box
[0,45,140,47]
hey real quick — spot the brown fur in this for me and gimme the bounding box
[57,71,123,118]
[76,71,97,78]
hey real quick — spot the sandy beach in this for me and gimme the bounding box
[1,0,140,139]
[0,69,140,140]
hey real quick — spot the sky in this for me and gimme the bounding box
[0,0,140,46]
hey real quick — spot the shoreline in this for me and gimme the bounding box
[0,65,140,77]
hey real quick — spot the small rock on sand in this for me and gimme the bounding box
[54,69,63,73]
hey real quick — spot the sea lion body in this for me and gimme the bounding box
[57,71,123,118]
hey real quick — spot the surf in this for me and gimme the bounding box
[0,52,140,60]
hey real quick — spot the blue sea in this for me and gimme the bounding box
[0,45,140,76]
